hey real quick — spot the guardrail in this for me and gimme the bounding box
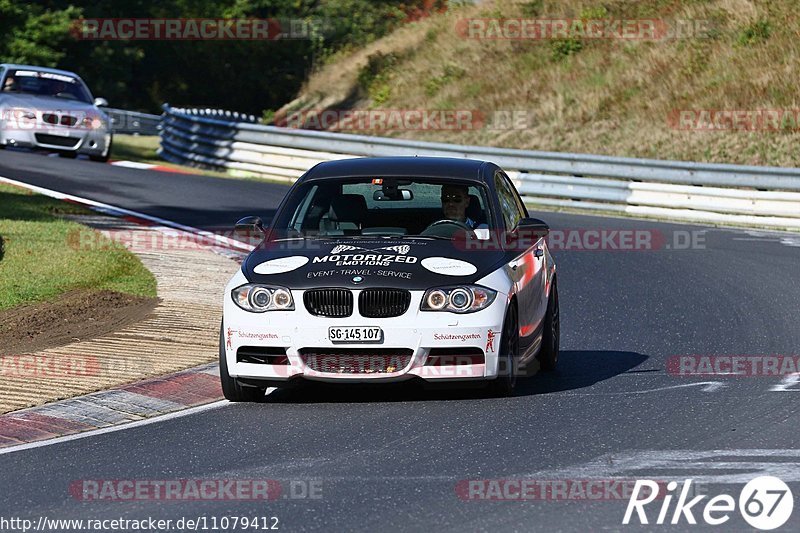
[159,104,800,230]
[105,108,161,135]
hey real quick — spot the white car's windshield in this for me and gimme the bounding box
[2,69,93,104]
[272,177,494,239]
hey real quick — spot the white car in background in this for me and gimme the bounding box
[0,64,112,161]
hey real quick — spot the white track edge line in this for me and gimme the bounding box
[0,400,229,456]
[0,175,254,252]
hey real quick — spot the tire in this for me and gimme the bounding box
[538,281,560,371]
[489,304,519,397]
[90,136,112,162]
[219,324,265,402]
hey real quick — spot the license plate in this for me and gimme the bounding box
[328,326,383,344]
[48,128,71,137]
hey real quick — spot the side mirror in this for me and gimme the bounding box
[234,216,265,242]
[501,218,549,252]
[516,217,549,233]
[93,97,109,107]
[509,217,549,244]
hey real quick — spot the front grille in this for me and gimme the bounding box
[358,289,411,318]
[61,115,77,126]
[35,133,79,148]
[300,348,413,374]
[304,289,353,317]
[42,113,58,125]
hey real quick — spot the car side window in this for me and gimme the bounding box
[494,172,524,230]
[505,173,528,218]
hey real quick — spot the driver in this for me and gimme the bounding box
[440,184,487,230]
[2,76,17,92]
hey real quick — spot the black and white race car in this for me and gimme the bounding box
[220,157,559,400]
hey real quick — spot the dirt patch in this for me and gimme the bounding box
[0,290,158,356]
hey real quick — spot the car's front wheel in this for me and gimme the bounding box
[489,304,519,397]
[219,324,265,402]
[538,280,560,371]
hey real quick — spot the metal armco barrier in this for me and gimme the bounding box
[105,108,161,135]
[159,104,800,230]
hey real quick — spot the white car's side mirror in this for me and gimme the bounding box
[93,97,109,107]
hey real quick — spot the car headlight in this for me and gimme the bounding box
[8,107,36,121]
[82,114,104,129]
[420,285,497,314]
[232,284,294,313]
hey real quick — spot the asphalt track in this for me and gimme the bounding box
[1,149,799,532]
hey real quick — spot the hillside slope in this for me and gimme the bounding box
[276,0,800,166]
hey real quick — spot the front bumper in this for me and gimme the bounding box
[0,124,111,156]
[223,284,508,384]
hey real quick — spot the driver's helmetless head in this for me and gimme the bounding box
[441,184,469,222]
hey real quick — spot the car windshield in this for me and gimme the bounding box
[2,69,92,104]
[271,177,494,239]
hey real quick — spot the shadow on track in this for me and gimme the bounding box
[261,350,649,404]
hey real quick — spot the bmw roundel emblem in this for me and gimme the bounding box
[352,276,363,284]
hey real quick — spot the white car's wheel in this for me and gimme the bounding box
[489,304,519,397]
[538,281,560,371]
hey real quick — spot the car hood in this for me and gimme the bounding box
[242,237,516,290]
[0,94,100,114]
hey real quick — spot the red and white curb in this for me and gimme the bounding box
[0,175,256,452]
[0,364,223,451]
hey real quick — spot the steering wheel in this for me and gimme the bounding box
[421,219,475,238]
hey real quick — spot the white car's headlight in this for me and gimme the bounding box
[82,113,105,129]
[420,285,497,314]
[7,107,36,121]
[232,284,294,313]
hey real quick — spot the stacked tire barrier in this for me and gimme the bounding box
[159,104,800,230]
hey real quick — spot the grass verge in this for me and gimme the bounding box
[279,0,800,167]
[110,134,162,164]
[0,183,157,311]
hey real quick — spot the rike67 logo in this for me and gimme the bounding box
[624,476,794,530]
